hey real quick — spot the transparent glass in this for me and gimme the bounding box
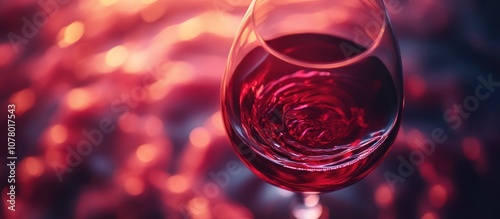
[221,0,403,218]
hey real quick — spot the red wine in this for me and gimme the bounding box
[222,33,401,192]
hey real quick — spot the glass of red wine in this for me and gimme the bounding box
[221,0,403,218]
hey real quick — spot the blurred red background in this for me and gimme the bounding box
[0,0,499,218]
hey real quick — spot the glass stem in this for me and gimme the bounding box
[291,193,323,219]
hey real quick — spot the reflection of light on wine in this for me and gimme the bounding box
[190,127,212,148]
[144,115,163,137]
[58,21,85,48]
[106,45,129,67]
[9,88,36,115]
[375,185,393,208]
[49,124,69,144]
[429,184,447,208]
[167,175,190,194]
[24,157,45,177]
[136,144,157,163]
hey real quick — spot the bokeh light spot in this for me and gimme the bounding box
[421,212,439,219]
[49,124,68,144]
[24,157,45,177]
[462,137,481,161]
[213,203,255,219]
[408,74,427,98]
[0,44,14,66]
[160,61,195,84]
[100,0,118,6]
[9,88,36,115]
[144,115,163,137]
[419,162,437,182]
[190,127,211,148]
[123,52,147,74]
[105,45,129,67]
[178,17,203,41]
[304,194,320,207]
[58,21,85,48]
[140,1,167,23]
[136,144,157,163]
[375,185,393,207]
[167,175,189,193]
[124,177,144,196]
[210,111,225,134]
[141,0,157,4]
[407,128,424,149]
[429,184,447,208]
[188,197,209,215]
[66,88,92,110]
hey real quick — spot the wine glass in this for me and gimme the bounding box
[221,0,403,218]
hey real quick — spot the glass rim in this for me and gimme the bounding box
[250,0,389,69]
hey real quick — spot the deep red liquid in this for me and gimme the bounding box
[222,33,401,192]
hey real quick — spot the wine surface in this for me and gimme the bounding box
[223,33,401,192]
